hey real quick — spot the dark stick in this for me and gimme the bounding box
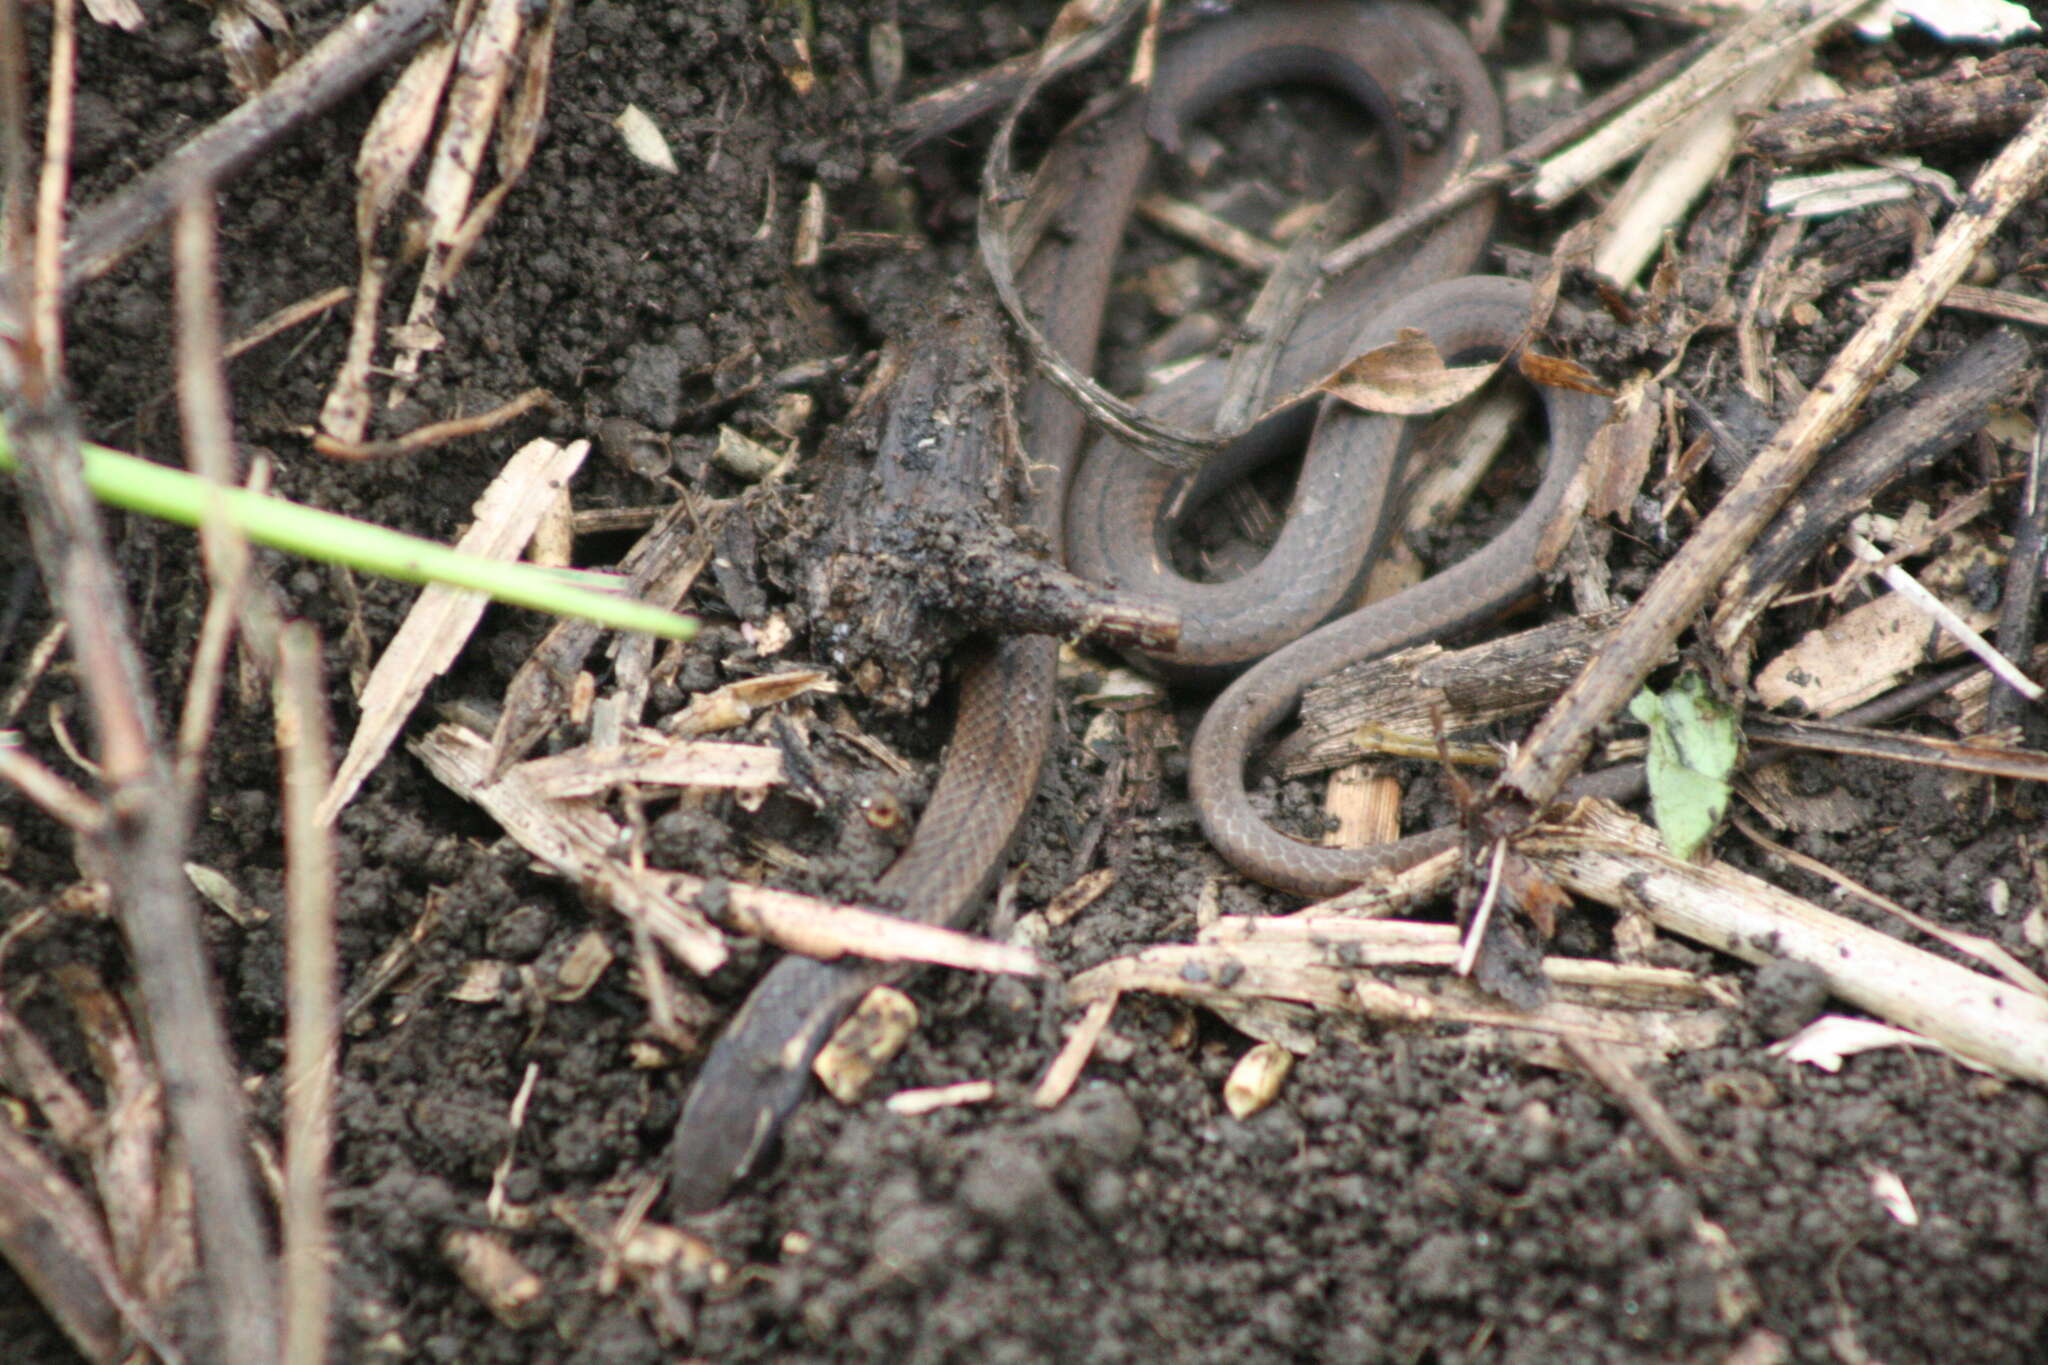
[1989,380,2048,732]
[1745,52,2048,165]
[1722,326,2032,635]
[6,398,281,1365]
[57,0,445,291]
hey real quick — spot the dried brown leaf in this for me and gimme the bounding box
[1318,328,1497,416]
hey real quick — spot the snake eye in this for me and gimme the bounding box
[860,790,906,833]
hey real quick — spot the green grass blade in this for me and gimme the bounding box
[0,432,696,640]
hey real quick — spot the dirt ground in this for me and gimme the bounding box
[6,1,2048,1362]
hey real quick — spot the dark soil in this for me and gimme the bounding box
[6,2,2048,1363]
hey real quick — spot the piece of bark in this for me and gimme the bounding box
[1745,52,2048,164]
[1720,327,2031,650]
[1277,609,1631,779]
[1754,582,1992,716]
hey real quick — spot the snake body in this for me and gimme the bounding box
[671,1,1602,1211]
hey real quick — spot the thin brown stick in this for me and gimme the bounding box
[1500,97,2048,811]
[171,189,267,795]
[310,386,553,459]
[277,624,338,1365]
[0,0,29,275]
[226,283,352,362]
[1990,381,2048,731]
[0,738,101,831]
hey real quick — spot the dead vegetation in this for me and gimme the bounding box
[3,0,2048,1361]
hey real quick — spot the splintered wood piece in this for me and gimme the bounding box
[1279,611,1629,779]
[1745,51,2048,164]
[1322,763,1401,849]
[1522,801,2048,1083]
[512,737,784,798]
[318,438,588,825]
[814,986,919,1103]
[490,497,714,776]
[664,670,837,738]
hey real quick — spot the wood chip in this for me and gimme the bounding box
[1222,1042,1293,1119]
[814,986,919,1103]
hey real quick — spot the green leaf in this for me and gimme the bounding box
[1629,671,1741,861]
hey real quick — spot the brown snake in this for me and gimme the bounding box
[670,0,1608,1211]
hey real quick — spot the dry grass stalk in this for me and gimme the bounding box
[277,624,338,1365]
[317,436,590,824]
[1527,0,1866,209]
